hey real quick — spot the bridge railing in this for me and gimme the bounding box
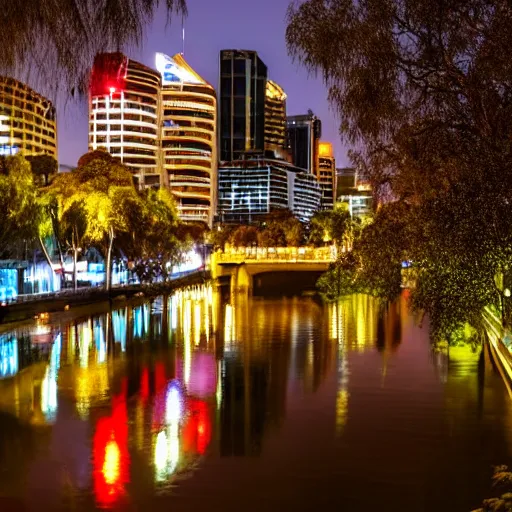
[215,246,337,263]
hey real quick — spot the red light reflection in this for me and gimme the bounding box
[140,367,149,403]
[182,399,211,455]
[93,383,130,507]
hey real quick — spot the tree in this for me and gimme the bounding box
[0,155,42,259]
[1,0,187,93]
[124,189,183,284]
[26,155,58,186]
[49,152,138,290]
[474,465,512,512]
[209,225,234,251]
[230,225,259,248]
[308,208,351,249]
[287,0,512,341]
[258,209,304,247]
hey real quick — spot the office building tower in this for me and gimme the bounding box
[0,77,57,158]
[264,80,288,159]
[217,157,321,224]
[219,50,267,162]
[336,167,357,196]
[286,112,321,173]
[317,142,335,210]
[157,53,217,225]
[335,167,373,219]
[89,52,161,188]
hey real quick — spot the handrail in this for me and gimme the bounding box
[215,246,336,263]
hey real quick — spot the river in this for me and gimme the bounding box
[0,286,511,511]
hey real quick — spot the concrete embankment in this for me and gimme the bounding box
[0,270,210,325]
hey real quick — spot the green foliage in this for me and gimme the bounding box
[473,466,512,512]
[0,155,42,257]
[317,202,405,303]
[26,155,58,186]
[258,209,304,247]
[287,0,512,343]
[230,225,259,248]
[0,0,187,94]
[119,188,183,284]
[209,225,234,251]
[308,208,351,247]
[317,252,360,301]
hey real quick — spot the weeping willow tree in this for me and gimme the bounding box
[287,0,512,342]
[0,0,187,93]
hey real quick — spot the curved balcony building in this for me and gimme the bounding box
[157,53,217,225]
[0,77,57,158]
[89,53,162,188]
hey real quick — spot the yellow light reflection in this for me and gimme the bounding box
[183,299,192,385]
[216,360,223,409]
[336,389,349,433]
[103,440,120,485]
[79,320,92,368]
[194,303,201,346]
[224,304,233,348]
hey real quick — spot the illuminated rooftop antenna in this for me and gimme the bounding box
[181,15,185,56]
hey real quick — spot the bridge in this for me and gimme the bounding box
[210,246,336,294]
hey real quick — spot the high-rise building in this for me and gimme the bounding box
[335,167,373,219]
[0,77,57,158]
[336,167,357,196]
[156,53,217,225]
[89,52,218,226]
[317,142,335,210]
[264,80,288,159]
[217,157,321,224]
[286,112,322,173]
[219,50,267,162]
[89,52,161,188]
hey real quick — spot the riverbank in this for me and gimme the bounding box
[0,270,210,326]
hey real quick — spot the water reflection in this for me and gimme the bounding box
[0,289,511,510]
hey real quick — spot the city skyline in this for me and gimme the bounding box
[56,0,349,168]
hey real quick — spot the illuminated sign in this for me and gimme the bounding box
[155,53,204,85]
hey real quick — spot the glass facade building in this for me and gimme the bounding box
[217,158,321,223]
[89,53,162,189]
[158,53,217,225]
[0,77,57,158]
[317,142,335,210]
[219,50,267,162]
[286,113,321,174]
[264,80,287,159]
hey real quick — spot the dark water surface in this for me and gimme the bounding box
[0,288,511,511]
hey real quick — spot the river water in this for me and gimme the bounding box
[0,287,511,511]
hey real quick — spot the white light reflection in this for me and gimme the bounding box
[79,321,92,368]
[155,381,183,482]
[224,304,233,351]
[216,360,223,409]
[94,317,106,364]
[194,303,201,346]
[165,381,183,424]
[41,333,61,422]
[170,296,177,330]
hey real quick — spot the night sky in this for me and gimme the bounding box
[57,0,350,168]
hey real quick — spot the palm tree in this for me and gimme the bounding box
[0,0,187,93]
